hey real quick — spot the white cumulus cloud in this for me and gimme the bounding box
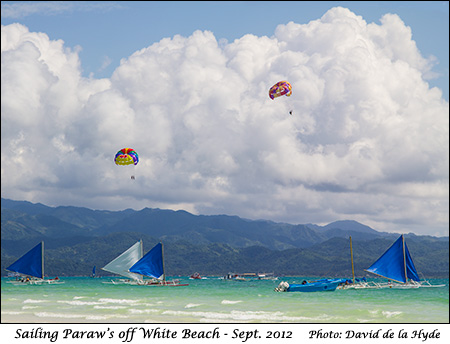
[1,7,448,236]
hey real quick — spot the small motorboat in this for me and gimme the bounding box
[190,272,202,279]
[275,278,347,292]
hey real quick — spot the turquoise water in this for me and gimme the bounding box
[1,277,448,323]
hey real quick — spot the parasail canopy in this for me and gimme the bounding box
[114,148,139,166]
[269,81,292,100]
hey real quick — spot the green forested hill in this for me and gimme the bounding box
[1,198,448,277]
[2,232,448,278]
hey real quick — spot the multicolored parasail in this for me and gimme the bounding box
[114,148,139,166]
[269,81,292,100]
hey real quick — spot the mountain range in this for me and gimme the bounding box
[1,198,448,278]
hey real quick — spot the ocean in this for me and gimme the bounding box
[2,276,448,324]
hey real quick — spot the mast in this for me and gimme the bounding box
[402,235,407,284]
[350,236,355,283]
[41,241,44,280]
[161,242,166,283]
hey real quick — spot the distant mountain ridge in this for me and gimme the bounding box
[1,198,448,277]
[1,198,396,250]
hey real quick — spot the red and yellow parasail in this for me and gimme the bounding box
[269,81,292,100]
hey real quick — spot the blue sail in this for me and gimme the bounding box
[365,235,420,283]
[129,243,164,279]
[6,242,43,279]
[92,266,96,278]
[404,242,420,282]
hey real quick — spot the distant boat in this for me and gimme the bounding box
[222,272,277,281]
[190,272,205,279]
[128,242,189,287]
[221,273,249,281]
[364,235,446,289]
[101,240,144,284]
[256,272,278,280]
[91,266,96,278]
[6,241,63,285]
[275,278,347,292]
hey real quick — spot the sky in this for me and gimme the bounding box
[1,1,449,237]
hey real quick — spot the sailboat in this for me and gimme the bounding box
[364,235,446,289]
[128,242,189,287]
[6,241,63,285]
[337,236,377,290]
[101,240,144,284]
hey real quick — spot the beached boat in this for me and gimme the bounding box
[128,242,189,287]
[6,241,63,285]
[101,240,144,284]
[275,278,347,292]
[364,235,446,289]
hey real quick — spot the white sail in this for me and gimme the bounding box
[102,240,143,281]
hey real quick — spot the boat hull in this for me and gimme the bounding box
[287,282,339,292]
[7,278,64,285]
[102,278,188,287]
[275,279,346,292]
